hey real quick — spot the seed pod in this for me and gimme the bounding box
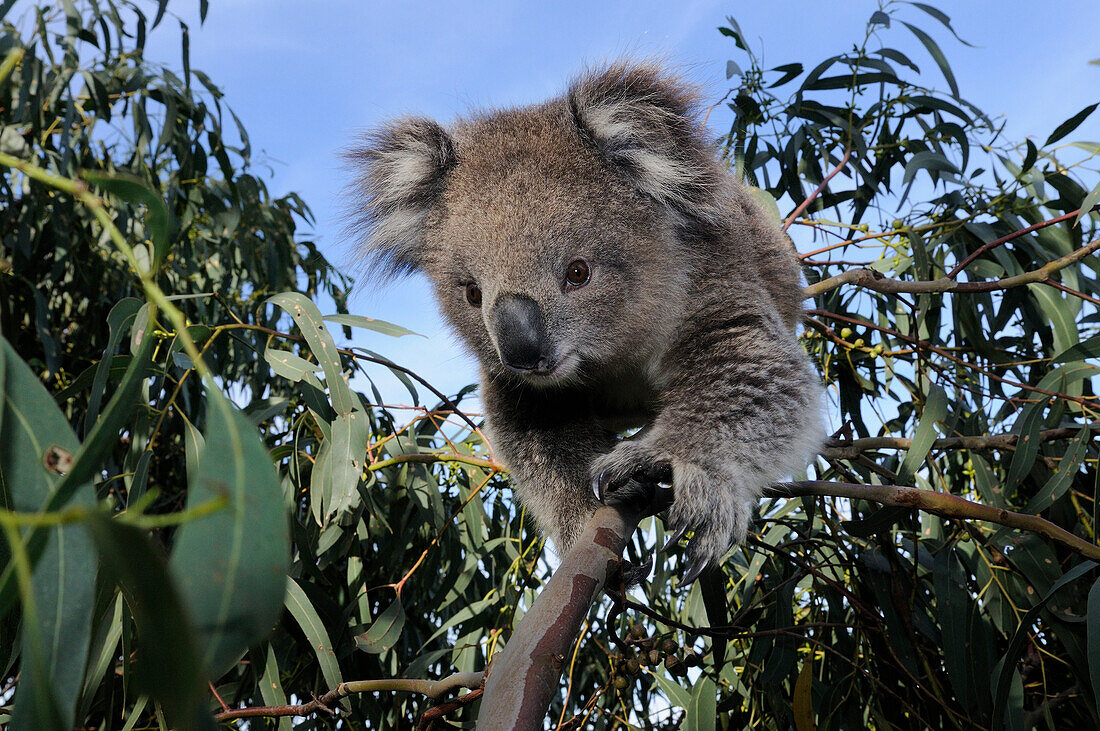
[625,658,641,675]
[660,638,677,654]
[613,675,630,691]
[629,624,648,640]
[648,649,661,666]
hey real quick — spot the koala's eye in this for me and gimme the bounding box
[565,259,590,287]
[465,283,482,307]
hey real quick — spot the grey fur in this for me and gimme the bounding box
[347,62,824,576]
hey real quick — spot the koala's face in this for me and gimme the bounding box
[421,110,681,386]
[350,64,722,386]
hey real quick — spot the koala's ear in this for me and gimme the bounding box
[568,63,723,220]
[346,117,456,276]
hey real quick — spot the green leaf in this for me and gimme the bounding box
[1024,427,1090,513]
[1053,334,1100,364]
[1075,180,1100,227]
[726,60,742,79]
[648,668,691,709]
[168,385,289,677]
[268,293,355,415]
[84,298,141,438]
[902,150,959,185]
[793,655,815,731]
[905,3,975,46]
[264,346,320,382]
[81,170,171,269]
[684,675,717,731]
[0,338,97,731]
[1027,283,1078,356]
[1088,577,1100,718]
[868,10,890,27]
[897,382,947,484]
[902,21,959,97]
[317,410,370,524]
[1045,102,1099,146]
[285,578,342,690]
[322,313,423,338]
[86,516,214,731]
[992,562,1096,730]
[1003,396,1051,497]
[355,596,406,654]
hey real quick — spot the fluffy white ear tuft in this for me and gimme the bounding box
[346,117,455,276]
[568,63,724,221]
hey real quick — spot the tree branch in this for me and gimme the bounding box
[477,503,644,729]
[783,148,853,232]
[821,423,1099,459]
[804,237,1100,298]
[212,671,485,721]
[764,481,1100,560]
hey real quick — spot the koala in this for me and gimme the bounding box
[348,62,823,583]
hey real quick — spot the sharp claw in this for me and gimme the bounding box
[681,556,709,586]
[592,468,613,500]
[662,525,688,552]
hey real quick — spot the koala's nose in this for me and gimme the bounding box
[491,294,552,373]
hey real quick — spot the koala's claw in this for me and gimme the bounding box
[662,524,688,552]
[681,555,710,587]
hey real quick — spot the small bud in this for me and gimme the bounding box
[840,327,853,339]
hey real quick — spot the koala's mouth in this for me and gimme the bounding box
[501,350,579,384]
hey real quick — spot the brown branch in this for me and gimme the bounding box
[806,309,1098,407]
[478,502,647,729]
[821,423,1099,459]
[212,671,485,722]
[783,148,853,232]
[764,481,1100,561]
[417,689,484,730]
[1043,277,1100,307]
[804,237,1100,298]
[946,205,1097,279]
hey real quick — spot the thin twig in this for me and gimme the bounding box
[783,148,853,232]
[821,423,1099,459]
[764,481,1100,561]
[212,671,484,721]
[804,237,1100,298]
[946,205,1097,279]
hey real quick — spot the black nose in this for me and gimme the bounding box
[492,294,552,372]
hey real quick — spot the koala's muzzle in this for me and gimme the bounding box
[491,294,553,374]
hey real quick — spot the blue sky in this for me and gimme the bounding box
[135,0,1100,407]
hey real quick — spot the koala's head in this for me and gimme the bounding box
[348,63,728,386]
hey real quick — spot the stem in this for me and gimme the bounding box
[213,671,485,721]
[804,237,1100,298]
[765,481,1100,561]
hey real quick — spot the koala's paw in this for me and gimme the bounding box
[590,440,674,515]
[662,459,752,585]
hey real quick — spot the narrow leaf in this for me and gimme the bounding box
[902,21,959,97]
[168,385,290,677]
[322,313,423,338]
[1045,102,1099,146]
[355,596,406,654]
[0,339,96,731]
[268,293,355,415]
[285,578,342,690]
